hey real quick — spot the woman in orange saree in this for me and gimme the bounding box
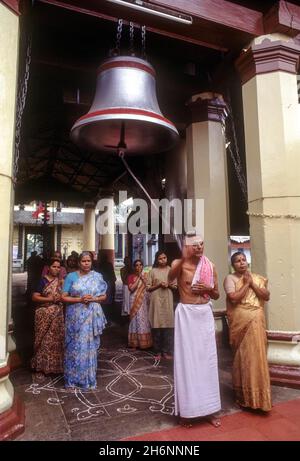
[223,252,272,412]
[128,259,152,350]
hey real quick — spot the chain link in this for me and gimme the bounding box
[225,94,248,202]
[216,95,248,203]
[247,211,300,219]
[14,34,32,184]
[114,18,123,56]
[129,21,135,56]
[141,25,146,58]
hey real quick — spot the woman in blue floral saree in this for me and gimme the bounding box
[62,252,107,389]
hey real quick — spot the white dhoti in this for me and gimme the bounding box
[121,285,130,316]
[174,302,221,418]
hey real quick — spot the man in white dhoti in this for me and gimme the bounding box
[168,234,221,427]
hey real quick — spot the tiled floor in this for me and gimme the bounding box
[11,273,300,441]
[124,399,300,441]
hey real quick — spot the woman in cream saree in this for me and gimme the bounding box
[224,252,272,412]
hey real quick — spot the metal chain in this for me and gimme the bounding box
[14,34,32,183]
[247,211,300,220]
[225,93,248,201]
[216,96,248,202]
[129,21,135,56]
[227,141,248,201]
[141,25,146,58]
[114,18,123,56]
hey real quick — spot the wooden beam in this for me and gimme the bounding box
[37,0,265,51]
[264,0,300,37]
[150,0,264,35]
[38,0,227,51]
[82,164,121,188]
[53,169,108,181]
[1,0,21,15]
[144,20,228,51]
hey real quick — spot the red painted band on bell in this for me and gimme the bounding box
[75,108,176,128]
[97,60,156,77]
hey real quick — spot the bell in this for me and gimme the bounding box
[70,56,179,154]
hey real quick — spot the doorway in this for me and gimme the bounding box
[24,226,54,266]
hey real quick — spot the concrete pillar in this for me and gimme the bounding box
[0,2,24,440]
[127,232,133,264]
[147,237,152,267]
[122,233,126,260]
[98,196,115,265]
[83,202,96,252]
[164,138,187,262]
[17,224,23,259]
[186,93,230,311]
[236,34,300,387]
[56,224,62,253]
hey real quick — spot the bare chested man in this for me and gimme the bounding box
[168,234,221,428]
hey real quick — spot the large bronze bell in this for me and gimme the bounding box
[70,56,179,154]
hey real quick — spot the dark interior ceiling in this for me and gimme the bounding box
[16,1,224,202]
[14,0,283,232]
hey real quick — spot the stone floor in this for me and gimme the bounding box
[11,273,300,441]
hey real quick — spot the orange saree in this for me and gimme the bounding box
[225,273,272,412]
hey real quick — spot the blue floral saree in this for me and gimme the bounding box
[63,270,107,389]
